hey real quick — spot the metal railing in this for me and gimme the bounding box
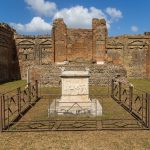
[0,80,39,132]
[111,78,150,129]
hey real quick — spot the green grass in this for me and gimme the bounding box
[40,86,61,95]
[0,79,150,149]
[0,79,148,122]
[90,85,110,96]
[129,79,150,92]
[40,85,110,96]
[0,79,149,94]
[1,79,149,95]
[0,80,26,94]
[7,80,137,127]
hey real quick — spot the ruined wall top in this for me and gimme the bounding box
[0,23,15,33]
[52,18,107,30]
[53,18,67,29]
[14,34,51,39]
[144,32,150,36]
[92,18,106,26]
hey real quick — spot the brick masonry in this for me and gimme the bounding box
[0,18,150,85]
[28,63,126,87]
[52,18,107,63]
[0,23,20,82]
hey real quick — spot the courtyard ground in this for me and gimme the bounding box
[0,79,150,150]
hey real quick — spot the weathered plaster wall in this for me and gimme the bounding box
[107,35,150,78]
[15,35,53,79]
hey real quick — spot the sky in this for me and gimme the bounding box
[0,0,150,36]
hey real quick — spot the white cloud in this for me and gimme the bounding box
[11,17,51,34]
[106,7,122,21]
[11,1,123,34]
[53,6,108,28]
[131,25,138,32]
[25,0,57,17]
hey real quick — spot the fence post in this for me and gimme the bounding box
[28,82,31,103]
[129,84,133,112]
[17,87,21,113]
[111,79,114,97]
[35,80,39,99]
[0,95,3,132]
[119,82,122,101]
[147,93,150,130]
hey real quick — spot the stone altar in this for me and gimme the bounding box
[61,71,89,102]
[49,69,102,116]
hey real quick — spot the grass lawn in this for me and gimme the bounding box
[129,79,150,92]
[0,79,150,150]
[0,80,26,94]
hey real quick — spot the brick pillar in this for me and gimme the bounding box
[92,18,108,64]
[52,18,67,63]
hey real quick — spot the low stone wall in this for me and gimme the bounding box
[27,63,126,87]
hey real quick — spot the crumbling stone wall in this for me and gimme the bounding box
[15,35,53,79]
[67,29,93,62]
[52,19,67,62]
[1,18,150,85]
[0,24,20,83]
[92,19,108,63]
[107,35,150,78]
[28,63,126,87]
[52,18,107,63]
[14,18,150,82]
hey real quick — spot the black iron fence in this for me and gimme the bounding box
[0,80,39,132]
[111,78,150,129]
[0,79,150,132]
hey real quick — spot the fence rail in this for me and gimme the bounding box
[111,79,150,129]
[0,79,150,132]
[0,80,39,132]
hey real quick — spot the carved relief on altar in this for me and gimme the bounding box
[62,78,88,96]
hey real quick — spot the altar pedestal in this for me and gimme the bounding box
[50,70,102,116]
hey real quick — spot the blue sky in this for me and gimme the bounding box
[0,0,150,36]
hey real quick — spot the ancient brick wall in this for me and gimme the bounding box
[14,18,150,81]
[15,35,53,79]
[146,35,150,79]
[52,18,67,62]
[92,19,108,63]
[66,29,93,62]
[0,24,20,83]
[52,18,107,63]
[28,63,126,87]
[1,18,150,85]
[107,35,150,78]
